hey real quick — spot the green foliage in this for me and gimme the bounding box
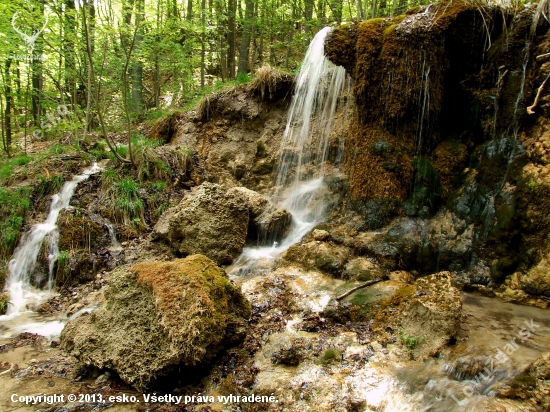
[102,168,118,187]
[0,155,33,183]
[150,181,167,192]
[398,327,424,357]
[526,177,540,192]
[0,186,32,259]
[114,178,144,224]
[236,72,251,84]
[34,174,64,199]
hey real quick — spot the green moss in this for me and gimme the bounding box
[392,14,406,24]
[406,6,421,14]
[0,292,8,315]
[383,24,398,37]
[318,348,343,364]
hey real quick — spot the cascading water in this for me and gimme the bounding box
[3,163,102,317]
[230,27,350,270]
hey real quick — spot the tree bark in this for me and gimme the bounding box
[3,59,13,156]
[227,0,237,78]
[237,0,255,77]
[131,0,145,115]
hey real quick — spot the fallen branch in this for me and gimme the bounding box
[0,363,14,377]
[336,279,383,301]
[536,52,550,61]
[527,71,550,114]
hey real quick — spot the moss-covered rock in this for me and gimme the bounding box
[161,183,251,264]
[372,272,462,360]
[282,241,350,277]
[60,255,251,391]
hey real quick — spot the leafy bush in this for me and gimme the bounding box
[0,186,32,259]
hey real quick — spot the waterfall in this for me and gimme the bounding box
[230,27,350,270]
[3,163,102,316]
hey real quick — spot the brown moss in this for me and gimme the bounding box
[346,122,414,201]
[132,255,251,361]
[325,24,357,74]
[433,141,468,198]
[58,209,104,251]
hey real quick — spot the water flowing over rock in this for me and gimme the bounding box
[154,183,292,264]
[3,164,102,315]
[228,27,352,272]
[60,255,251,391]
[497,351,550,410]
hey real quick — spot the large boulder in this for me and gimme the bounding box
[158,183,250,264]
[282,241,351,277]
[60,255,251,391]
[372,271,462,360]
[231,187,292,243]
[154,183,291,264]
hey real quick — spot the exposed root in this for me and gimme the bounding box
[527,71,550,114]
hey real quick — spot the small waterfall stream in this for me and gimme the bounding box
[2,163,102,320]
[230,27,350,272]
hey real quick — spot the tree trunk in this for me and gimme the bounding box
[305,0,314,45]
[201,0,206,88]
[3,59,12,156]
[357,0,364,19]
[227,0,236,78]
[237,0,254,77]
[187,0,193,20]
[131,0,145,115]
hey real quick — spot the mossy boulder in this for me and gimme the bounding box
[158,183,250,264]
[342,257,385,281]
[282,241,350,277]
[60,255,251,391]
[372,272,462,360]
[154,183,291,263]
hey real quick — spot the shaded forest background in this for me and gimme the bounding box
[0,0,430,156]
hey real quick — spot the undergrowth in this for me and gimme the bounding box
[0,186,32,260]
[113,177,144,225]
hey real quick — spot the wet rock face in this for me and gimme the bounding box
[372,272,462,360]
[60,255,251,391]
[231,187,292,244]
[154,183,291,264]
[56,209,114,284]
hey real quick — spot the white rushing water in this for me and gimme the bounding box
[3,163,102,317]
[230,28,350,272]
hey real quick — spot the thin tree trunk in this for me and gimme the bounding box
[227,0,236,79]
[237,0,255,78]
[3,59,12,156]
[201,0,206,88]
[131,0,145,115]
